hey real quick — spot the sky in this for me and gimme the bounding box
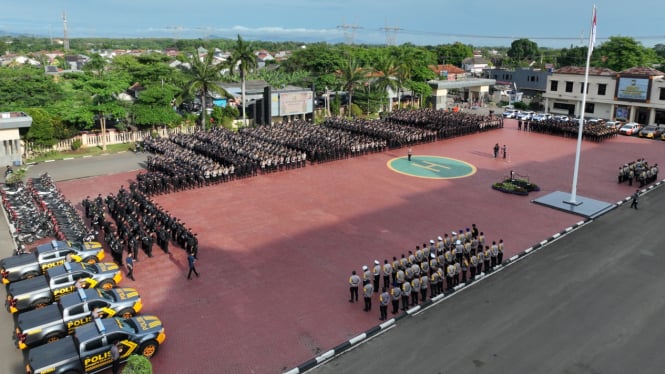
[1,0,664,48]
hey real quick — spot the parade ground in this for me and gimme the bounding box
[4,119,663,373]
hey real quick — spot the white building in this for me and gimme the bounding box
[543,66,665,125]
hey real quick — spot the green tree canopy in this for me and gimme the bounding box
[507,38,539,61]
[434,42,474,66]
[0,66,63,110]
[593,36,661,71]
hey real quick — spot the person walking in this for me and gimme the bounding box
[126,252,135,281]
[348,270,360,302]
[630,190,639,209]
[111,340,121,374]
[187,252,200,279]
[493,143,500,158]
[502,144,507,159]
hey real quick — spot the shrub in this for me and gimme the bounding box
[121,354,152,374]
[492,178,540,196]
[71,139,83,151]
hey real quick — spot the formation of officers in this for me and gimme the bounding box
[348,224,506,320]
[618,158,659,187]
[135,109,501,195]
[83,184,199,267]
[519,118,617,142]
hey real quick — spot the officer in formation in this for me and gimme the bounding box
[350,224,507,315]
[384,108,503,140]
[379,288,390,321]
[348,270,361,303]
[618,159,658,187]
[363,280,374,312]
[523,117,617,142]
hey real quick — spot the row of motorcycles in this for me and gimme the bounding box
[1,173,96,254]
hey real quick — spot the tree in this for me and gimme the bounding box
[182,50,227,130]
[593,36,661,71]
[83,73,129,150]
[435,42,474,66]
[23,108,56,147]
[336,58,366,117]
[0,66,63,110]
[557,46,589,67]
[372,54,399,112]
[507,39,539,62]
[229,34,257,126]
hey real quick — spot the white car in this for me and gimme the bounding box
[618,122,642,136]
[531,113,552,122]
[502,109,520,119]
[553,115,570,121]
[516,111,534,121]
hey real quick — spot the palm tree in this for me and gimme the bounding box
[183,50,226,129]
[336,58,366,117]
[373,55,400,112]
[229,35,257,126]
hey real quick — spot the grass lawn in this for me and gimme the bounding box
[26,143,135,163]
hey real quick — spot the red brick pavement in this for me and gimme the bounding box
[56,120,663,373]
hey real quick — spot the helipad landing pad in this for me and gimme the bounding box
[387,156,476,179]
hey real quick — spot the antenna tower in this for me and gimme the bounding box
[380,25,402,46]
[62,12,70,51]
[336,23,363,45]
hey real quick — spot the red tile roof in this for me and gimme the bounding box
[554,66,616,76]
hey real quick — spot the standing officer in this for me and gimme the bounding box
[363,280,374,312]
[382,260,393,290]
[379,288,390,321]
[490,241,499,268]
[483,246,491,273]
[497,239,505,265]
[419,273,428,303]
[401,281,412,311]
[430,269,440,298]
[470,254,478,279]
[410,276,420,306]
[372,260,381,292]
[362,265,371,284]
[390,283,401,314]
[348,270,361,303]
[446,263,455,291]
[476,249,485,274]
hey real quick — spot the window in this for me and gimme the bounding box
[660,87,665,101]
[550,80,558,91]
[585,103,595,113]
[565,81,573,92]
[580,83,589,94]
[598,84,607,96]
[84,338,104,351]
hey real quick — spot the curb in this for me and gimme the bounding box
[284,180,665,373]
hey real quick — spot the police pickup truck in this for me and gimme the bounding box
[1,240,104,284]
[26,316,166,374]
[15,287,142,349]
[5,261,121,314]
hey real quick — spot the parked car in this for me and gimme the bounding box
[553,115,570,122]
[605,121,623,129]
[586,118,605,125]
[638,124,664,139]
[516,111,534,121]
[531,113,552,122]
[502,109,520,118]
[618,122,642,136]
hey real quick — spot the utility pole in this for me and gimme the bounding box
[380,25,402,46]
[336,23,363,45]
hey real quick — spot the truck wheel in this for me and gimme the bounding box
[118,308,135,319]
[23,271,39,280]
[98,279,114,290]
[82,256,97,264]
[45,332,63,344]
[32,298,51,309]
[139,340,159,358]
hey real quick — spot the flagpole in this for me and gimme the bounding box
[568,5,596,205]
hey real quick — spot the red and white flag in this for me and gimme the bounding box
[589,6,597,53]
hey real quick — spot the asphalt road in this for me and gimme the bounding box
[309,185,665,374]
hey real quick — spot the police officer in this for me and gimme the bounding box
[461,257,469,283]
[410,276,420,306]
[379,288,390,321]
[490,241,499,268]
[390,283,401,314]
[142,232,154,258]
[476,249,484,275]
[470,254,478,279]
[497,239,505,265]
[348,270,361,303]
[401,281,412,311]
[363,280,373,312]
[419,273,428,303]
[483,246,491,272]
[362,265,371,284]
[372,260,381,292]
[446,264,455,291]
[430,269,440,298]
[382,259,393,290]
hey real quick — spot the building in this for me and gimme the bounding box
[428,79,496,110]
[0,112,32,166]
[483,68,551,96]
[543,66,665,124]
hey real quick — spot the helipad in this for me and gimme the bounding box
[387,155,477,179]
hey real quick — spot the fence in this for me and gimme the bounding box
[23,126,197,158]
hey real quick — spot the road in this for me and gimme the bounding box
[309,185,665,374]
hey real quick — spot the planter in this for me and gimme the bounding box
[492,179,540,196]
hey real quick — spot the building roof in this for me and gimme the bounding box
[429,64,465,75]
[618,66,665,76]
[462,56,489,65]
[554,66,616,76]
